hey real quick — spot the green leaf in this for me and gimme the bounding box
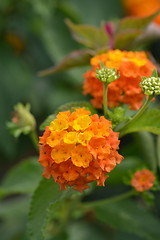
[99,60,105,69]
[95,199,160,240]
[156,135,160,170]
[67,220,108,240]
[0,157,42,198]
[42,200,71,240]
[108,157,144,185]
[42,201,63,239]
[55,101,97,115]
[0,195,30,240]
[132,132,157,172]
[120,109,160,137]
[38,50,91,76]
[65,19,108,49]
[40,114,56,131]
[116,10,160,32]
[114,30,142,49]
[40,102,97,131]
[151,69,158,77]
[28,178,65,240]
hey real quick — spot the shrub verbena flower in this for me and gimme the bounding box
[38,108,123,192]
[83,50,156,110]
[122,0,160,25]
[131,169,155,192]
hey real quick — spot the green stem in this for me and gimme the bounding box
[103,83,108,118]
[82,190,136,208]
[29,130,39,152]
[116,95,153,134]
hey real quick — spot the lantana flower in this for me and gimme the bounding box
[83,50,156,110]
[38,108,123,192]
[131,169,155,192]
[122,0,160,25]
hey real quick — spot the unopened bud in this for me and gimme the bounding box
[95,61,120,84]
[7,103,36,137]
[140,76,160,96]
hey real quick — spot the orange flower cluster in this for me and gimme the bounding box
[122,0,160,25]
[131,169,155,192]
[83,50,155,110]
[38,108,123,192]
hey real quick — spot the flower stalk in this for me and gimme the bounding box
[95,61,120,118]
[116,95,154,135]
[103,83,108,118]
[82,189,136,208]
[29,130,39,152]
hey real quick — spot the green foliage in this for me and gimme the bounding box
[156,135,160,170]
[0,43,35,159]
[132,132,157,172]
[0,196,30,240]
[65,19,109,49]
[40,114,57,131]
[108,157,144,185]
[151,69,158,78]
[114,30,142,49]
[116,10,160,32]
[67,221,108,240]
[114,11,160,49]
[42,201,66,239]
[38,50,92,76]
[94,199,160,240]
[55,101,96,114]
[120,109,160,137]
[28,178,66,240]
[1,1,160,240]
[109,106,126,128]
[40,101,96,130]
[0,157,42,198]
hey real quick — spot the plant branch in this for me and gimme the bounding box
[82,190,136,208]
[103,83,108,118]
[115,95,154,135]
[29,130,39,152]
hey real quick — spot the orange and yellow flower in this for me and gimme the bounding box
[122,0,160,25]
[131,169,155,192]
[38,108,123,192]
[83,50,155,110]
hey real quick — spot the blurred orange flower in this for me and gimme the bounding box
[5,33,25,54]
[83,50,155,110]
[38,108,123,192]
[122,0,160,25]
[131,169,155,192]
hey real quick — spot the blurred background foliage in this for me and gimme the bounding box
[1,1,160,240]
[0,0,123,165]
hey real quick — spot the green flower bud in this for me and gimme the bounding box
[7,103,36,137]
[140,77,160,95]
[140,69,160,96]
[95,61,120,84]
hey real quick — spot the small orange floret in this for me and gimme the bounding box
[131,169,155,192]
[83,50,156,110]
[38,108,123,193]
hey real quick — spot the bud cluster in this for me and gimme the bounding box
[95,63,120,84]
[7,103,36,137]
[140,76,160,95]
